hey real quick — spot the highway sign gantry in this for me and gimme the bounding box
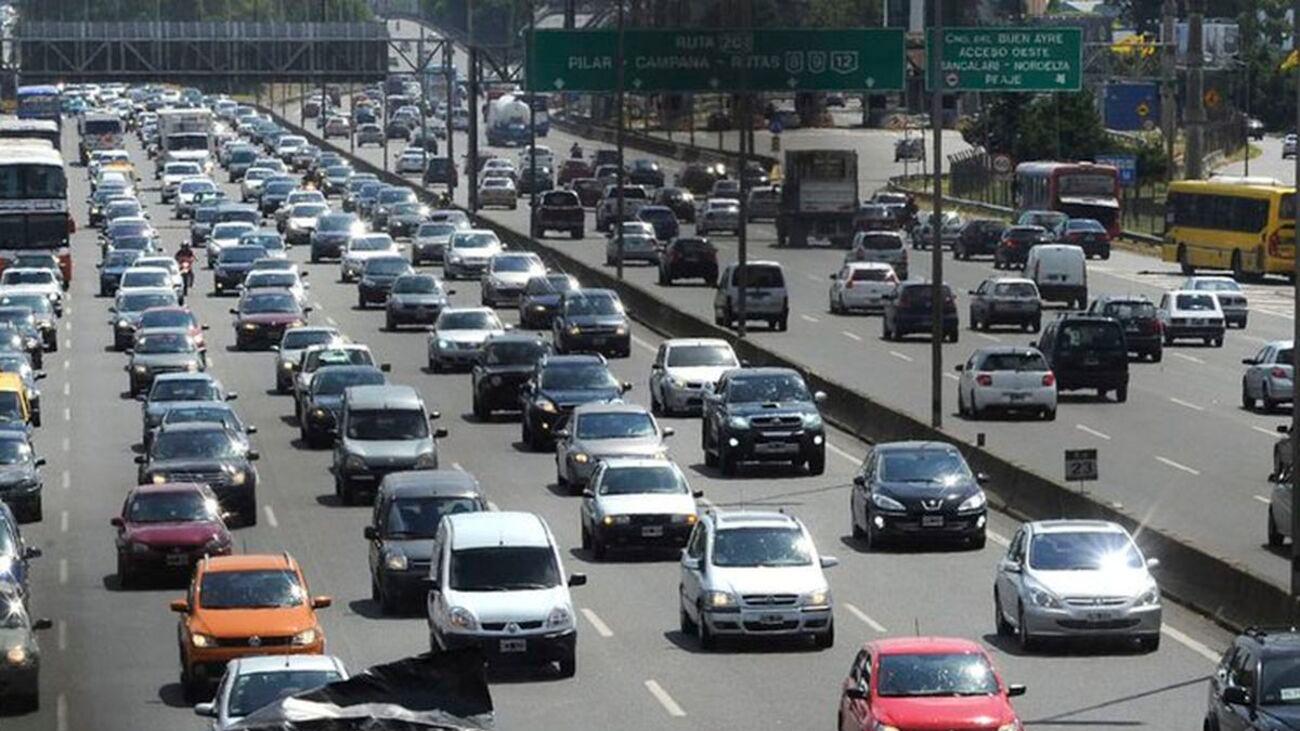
[927,27,1082,92]
[526,28,905,94]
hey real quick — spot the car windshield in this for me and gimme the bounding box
[228,670,343,718]
[876,653,1000,697]
[452,233,498,249]
[365,258,411,276]
[128,490,218,523]
[0,439,31,466]
[153,428,238,459]
[576,412,656,439]
[199,569,305,609]
[384,496,479,538]
[106,252,141,268]
[120,293,176,313]
[1028,531,1142,571]
[346,409,428,440]
[878,449,972,484]
[314,369,385,396]
[727,374,810,403]
[246,273,297,290]
[449,546,561,592]
[1175,293,1217,310]
[221,248,265,264]
[392,276,439,295]
[417,223,456,237]
[564,294,621,316]
[483,341,548,365]
[121,270,168,287]
[598,465,683,495]
[991,282,1037,297]
[979,352,1048,371]
[291,204,328,218]
[733,266,783,288]
[282,331,335,350]
[134,332,194,354]
[711,527,812,567]
[541,364,618,390]
[526,276,575,295]
[1190,279,1241,293]
[1068,219,1105,232]
[0,310,33,329]
[1059,323,1124,350]
[492,256,538,273]
[351,238,392,252]
[392,203,423,215]
[308,349,372,370]
[213,224,255,239]
[151,379,217,402]
[667,345,736,368]
[0,392,21,423]
[242,235,283,250]
[318,216,356,232]
[857,234,903,251]
[438,311,498,330]
[241,293,298,314]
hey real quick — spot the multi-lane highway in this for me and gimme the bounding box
[8,81,1236,731]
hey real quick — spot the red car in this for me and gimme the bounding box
[557,158,593,186]
[230,289,310,350]
[838,637,1025,731]
[111,482,233,586]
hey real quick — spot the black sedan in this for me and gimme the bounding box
[849,440,988,549]
[134,422,261,526]
[471,334,552,419]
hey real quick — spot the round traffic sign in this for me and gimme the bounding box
[1204,88,1221,108]
[1136,102,1150,117]
[944,72,959,88]
[991,153,1013,175]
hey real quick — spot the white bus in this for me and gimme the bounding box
[0,142,73,283]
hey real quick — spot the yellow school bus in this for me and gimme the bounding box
[1161,178,1295,280]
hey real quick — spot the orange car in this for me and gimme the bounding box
[170,553,331,698]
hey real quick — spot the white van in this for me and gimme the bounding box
[426,511,586,676]
[713,261,789,331]
[1025,244,1087,309]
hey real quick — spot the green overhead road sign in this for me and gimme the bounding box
[927,27,1082,92]
[526,28,905,94]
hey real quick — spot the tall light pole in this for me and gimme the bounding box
[1291,0,1300,617]
[929,0,944,429]
[614,0,626,280]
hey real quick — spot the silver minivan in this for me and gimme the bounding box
[332,385,447,505]
[713,261,789,331]
[847,231,909,280]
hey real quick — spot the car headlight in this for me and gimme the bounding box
[448,606,477,631]
[5,646,28,665]
[229,469,246,486]
[703,590,737,609]
[957,492,986,512]
[546,605,573,629]
[344,454,366,471]
[281,360,295,370]
[573,453,590,464]
[116,318,131,329]
[997,723,1023,731]
[1136,586,1160,606]
[311,408,328,421]
[415,452,438,469]
[804,589,831,608]
[802,412,823,429]
[537,398,558,414]
[727,415,750,430]
[614,324,628,335]
[185,361,200,371]
[190,632,216,648]
[1029,586,1062,609]
[151,474,167,485]
[130,541,151,553]
[601,514,631,526]
[671,513,698,525]
[291,627,319,646]
[385,553,408,571]
[133,364,148,373]
[46,292,58,302]
[437,338,450,349]
[203,536,228,554]
[241,322,258,330]
[871,493,906,511]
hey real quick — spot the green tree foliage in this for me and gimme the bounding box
[964,90,1109,162]
[21,0,372,22]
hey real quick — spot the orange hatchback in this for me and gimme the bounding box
[170,553,331,698]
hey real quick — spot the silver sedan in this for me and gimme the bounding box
[555,402,672,493]
[1242,339,1294,412]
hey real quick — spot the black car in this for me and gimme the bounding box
[657,237,718,286]
[882,282,959,342]
[1062,218,1111,259]
[571,178,604,208]
[1035,314,1129,402]
[1204,626,1300,730]
[636,205,680,242]
[967,278,1042,332]
[520,354,629,450]
[212,245,267,295]
[519,273,579,329]
[299,365,389,448]
[552,289,631,357]
[311,213,360,262]
[372,187,418,231]
[1085,295,1162,362]
[357,256,415,308]
[365,470,488,613]
[953,219,1007,260]
[97,250,143,296]
[471,334,552,419]
[849,441,988,549]
[385,274,451,330]
[653,187,696,223]
[0,433,44,522]
[423,156,457,187]
[533,190,585,239]
[675,162,725,196]
[386,202,428,239]
[134,422,260,526]
[258,179,295,217]
[701,367,826,476]
[385,119,412,140]
[995,225,1052,269]
[628,159,665,188]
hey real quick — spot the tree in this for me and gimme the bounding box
[963,90,1111,163]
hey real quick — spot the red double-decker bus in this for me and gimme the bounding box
[1014,161,1122,238]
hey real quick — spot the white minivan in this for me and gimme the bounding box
[427,511,586,676]
[1025,244,1087,309]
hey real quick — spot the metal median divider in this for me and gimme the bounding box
[263,105,1294,631]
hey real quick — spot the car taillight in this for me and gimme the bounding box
[67,218,77,234]
[1273,367,1290,379]
[976,374,993,386]
[1042,372,1056,387]
[1144,319,1160,335]
[844,279,854,288]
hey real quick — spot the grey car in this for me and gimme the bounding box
[967,277,1042,332]
[1242,339,1294,412]
[385,274,451,330]
[994,519,1161,652]
[110,287,179,351]
[125,328,204,397]
[0,433,45,522]
[427,307,508,372]
[299,364,389,448]
[579,457,699,559]
[555,402,673,492]
[138,373,234,446]
[134,422,260,526]
[331,385,447,505]
[0,587,51,710]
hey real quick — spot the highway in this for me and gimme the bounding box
[7,86,1234,731]
[280,20,1300,594]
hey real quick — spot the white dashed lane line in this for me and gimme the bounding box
[844,603,887,633]
[888,350,913,363]
[263,505,279,528]
[841,331,862,342]
[826,441,858,464]
[1170,352,1205,365]
[800,314,819,323]
[1169,397,1203,412]
[58,558,67,585]
[1075,424,1111,440]
[630,334,656,353]
[644,679,687,717]
[1161,624,1222,663]
[60,510,68,533]
[1254,495,1271,504]
[61,470,69,490]
[580,608,614,638]
[1155,456,1201,476]
[62,382,70,396]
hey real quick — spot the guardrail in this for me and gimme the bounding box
[263,105,1292,633]
[550,112,780,172]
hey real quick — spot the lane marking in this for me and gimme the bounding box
[326,316,337,326]
[62,407,70,421]
[644,679,687,717]
[63,338,70,349]
[630,334,656,353]
[844,602,887,633]
[805,273,821,283]
[451,462,463,471]
[57,620,66,651]
[975,332,1001,342]
[61,470,69,489]
[1170,352,1206,365]
[1162,624,1221,663]
[64,320,71,332]
[1155,455,1201,476]
[57,693,67,731]
[59,510,67,533]
[988,530,1011,548]
[58,558,67,584]
[264,505,279,528]
[1169,397,1203,412]
[800,314,819,323]
[61,437,69,452]
[826,441,858,464]
[841,330,862,342]
[1075,424,1111,440]
[888,350,913,362]
[1254,495,1271,504]
[62,359,69,371]
[580,607,614,638]
[1253,425,1282,438]
[62,382,70,397]
[487,501,499,511]
[943,372,960,382]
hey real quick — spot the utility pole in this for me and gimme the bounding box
[528,0,538,236]
[468,0,480,212]
[445,40,455,203]
[615,0,626,280]
[1161,0,1175,180]
[1184,0,1206,179]
[1291,0,1300,618]
[929,0,944,429]
[736,0,752,339]
[319,0,327,145]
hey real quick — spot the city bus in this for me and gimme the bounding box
[76,112,125,164]
[15,85,62,131]
[1162,178,1295,281]
[0,141,73,283]
[1014,161,1122,238]
[0,119,59,149]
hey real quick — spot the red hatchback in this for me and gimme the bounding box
[838,637,1025,731]
[112,482,233,586]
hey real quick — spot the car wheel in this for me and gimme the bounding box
[969,531,986,550]
[1138,634,1160,653]
[1115,385,1128,403]
[679,601,697,635]
[379,585,399,615]
[650,388,662,416]
[702,428,718,468]
[719,440,738,476]
[1151,347,1163,363]
[1213,336,1224,348]
[557,650,576,678]
[1017,605,1038,651]
[994,590,1013,636]
[851,498,865,540]
[697,604,717,650]
[806,449,825,475]
[592,535,607,561]
[814,620,834,649]
[1043,407,1056,421]
[1264,386,1279,412]
[1270,510,1286,548]
[116,553,133,589]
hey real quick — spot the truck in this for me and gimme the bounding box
[155,108,213,176]
[484,95,531,147]
[775,150,859,248]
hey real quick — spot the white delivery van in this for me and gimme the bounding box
[1025,244,1087,309]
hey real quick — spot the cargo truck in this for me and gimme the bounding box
[155,108,213,177]
[775,149,859,248]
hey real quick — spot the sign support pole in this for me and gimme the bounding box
[468,47,480,213]
[929,0,944,430]
[615,0,626,281]
[445,40,455,202]
[1291,0,1300,617]
[528,0,538,234]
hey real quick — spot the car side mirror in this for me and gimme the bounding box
[311,595,333,609]
[434,427,449,439]
[270,344,280,352]
[1002,559,1022,573]
[33,457,45,468]
[1279,425,1291,434]
[829,273,837,280]
[622,382,633,393]
[568,573,587,587]
[110,516,125,528]
[844,685,868,700]
[245,425,258,435]
[681,556,700,571]
[135,393,146,402]
[380,363,392,373]
[201,324,211,331]
[976,472,990,484]
[229,308,238,315]
[300,270,310,277]
[1007,684,1027,698]
[554,429,570,439]
[820,556,839,569]
[954,364,964,372]
[429,410,441,420]
[364,526,379,540]
[852,474,866,487]
[581,489,595,499]
[1243,358,1258,365]
[226,392,238,401]
[170,599,189,613]
[247,450,261,461]
[194,702,216,718]
[1146,557,1160,570]
[662,427,676,438]
[813,391,827,403]
[21,545,39,559]
[31,618,52,631]
[133,455,146,464]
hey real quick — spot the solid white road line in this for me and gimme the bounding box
[580,608,614,638]
[1161,624,1222,663]
[644,679,687,717]
[1254,495,1271,504]
[987,530,1011,548]
[1169,397,1204,412]
[1075,424,1111,440]
[943,372,960,381]
[58,558,67,585]
[800,314,819,323]
[1170,352,1205,365]
[263,505,279,528]
[630,334,656,352]
[1156,455,1201,476]
[888,350,913,362]
[1253,425,1282,438]
[844,603,887,633]
[826,441,858,464]
[841,330,862,342]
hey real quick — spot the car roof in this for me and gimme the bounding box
[972,345,1044,358]
[344,384,422,410]
[599,456,680,471]
[201,553,297,573]
[728,366,799,379]
[869,636,986,655]
[129,481,208,495]
[572,401,650,416]
[1027,519,1126,535]
[379,469,483,499]
[229,654,345,676]
[664,338,730,348]
[447,511,551,550]
[874,440,960,453]
[541,354,606,367]
[153,372,215,383]
[711,510,801,531]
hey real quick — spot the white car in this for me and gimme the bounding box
[481,158,518,181]
[0,268,64,315]
[443,230,505,281]
[160,163,204,203]
[956,346,1057,420]
[426,511,583,676]
[1242,339,1294,412]
[648,338,739,416]
[427,306,507,371]
[604,232,658,266]
[274,189,328,229]
[242,269,310,305]
[133,256,184,294]
[478,177,518,209]
[117,266,175,297]
[1182,275,1248,328]
[1157,289,1225,346]
[397,148,427,174]
[172,177,218,218]
[480,252,545,308]
[206,222,258,267]
[284,202,330,247]
[274,134,308,161]
[828,261,899,314]
[194,654,348,730]
[579,457,701,559]
[340,234,399,282]
[239,168,274,201]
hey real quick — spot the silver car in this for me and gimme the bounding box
[1242,339,1293,412]
[555,402,673,492]
[993,519,1162,652]
[604,233,659,266]
[648,338,739,416]
[697,198,740,235]
[273,326,343,393]
[411,220,468,265]
[426,307,507,371]
[579,457,701,559]
[195,654,347,731]
[1183,275,1249,328]
[480,252,545,308]
[443,230,504,281]
[477,176,518,209]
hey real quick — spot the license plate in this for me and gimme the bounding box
[166,553,189,567]
[748,291,768,298]
[755,442,798,454]
[499,638,527,653]
[1125,326,1140,333]
[591,337,606,346]
[761,613,786,625]
[1005,392,1028,401]
[1085,611,1114,622]
[1084,357,1099,366]
[641,525,664,538]
[921,516,944,528]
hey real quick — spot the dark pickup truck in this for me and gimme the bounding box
[533,190,585,239]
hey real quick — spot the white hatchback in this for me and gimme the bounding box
[956,346,1057,420]
[828,261,899,314]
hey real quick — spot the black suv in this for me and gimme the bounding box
[882,282,959,342]
[1036,314,1129,402]
[471,334,552,419]
[701,367,826,476]
[953,219,1007,260]
[519,354,630,450]
[1086,295,1162,362]
[533,190,585,239]
[658,237,718,286]
[1205,627,1300,731]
